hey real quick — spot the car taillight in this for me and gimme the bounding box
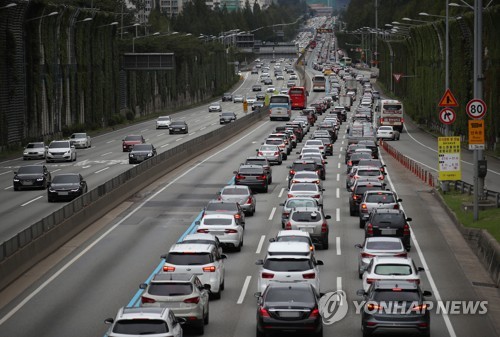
[309,308,320,318]
[321,223,328,233]
[404,224,410,235]
[287,194,293,198]
[303,272,316,279]
[285,222,292,230]
[203,266,216,272]
[257,175,267,180]
[258,151,263,156]
[274,152,279,156]
[394,252,408,257]
[366,302,381,311]
[234,214,241,219]
[366,278,378,284]
[361,252,375,258]
[289,170,296,175]
[247,196,253,204]
[225,229,238,233]
[141,296,156,304]
[394,204,400,209]
[259,307,271,317]
[236,174,245,180]
[366,223,373,235]
[283,212,290,218]
[411,304,428,312]
[314,180,320,184]
[347,160,352,166]
[360,204,368,213]
[354,175,359,180]
[197,229,209,233]
[183,296,201,304]
[312,194,320,199]
[163,266,175,272]
[262,272,274,279]
[378,175,384,180]
[352,195,358,200]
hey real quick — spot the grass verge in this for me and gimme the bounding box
[441,189,500,242]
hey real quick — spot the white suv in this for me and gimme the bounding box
[161,243,226,299]
[46,140,76,162]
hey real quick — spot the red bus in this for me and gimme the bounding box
[288,86,308,110]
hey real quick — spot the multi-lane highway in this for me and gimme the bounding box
[0,48,498,337]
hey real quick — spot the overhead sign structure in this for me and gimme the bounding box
[439,108,456,125]
[438,88,459,107]
[438,136,462,181]
[393,73,403,83]
[468,120,485,150]
[466,99,487,119]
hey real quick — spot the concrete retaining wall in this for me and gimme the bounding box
[0,109,268,290]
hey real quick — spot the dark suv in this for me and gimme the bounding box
[287,160,319,182]
[349,181,386,216]
[234,165,269,192]
[357,280,432,337]
[244,157,272,183]
[364,208,412,251]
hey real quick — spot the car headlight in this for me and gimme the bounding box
[23,151,28,155]
[181,127,185,129]
[129,154,134,157]
[70,188,80,192]
[36,178,44,181]
[147,153,153,157]
[13,178,19,182]
[48,187,55,192]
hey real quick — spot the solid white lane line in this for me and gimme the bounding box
[200,126,207,130]
[336,208,340,222]
[256,235,266,254]
[106,140,115,143]
[268,207,276,221]
[278,188,285,198]
[237,276,252,304]
[175,138,183,142]
[161,144,169,148]
[336,188,340,199]
[21,196,43,206]
[100,152,113,157]
[94,167,110,174]
[4,186,12,190]
[82,166,91,169]
[156,133,165,137]
[0,171,12,176]
[140,129,149,132]
[0,120,272,326]
[336,237,341,255]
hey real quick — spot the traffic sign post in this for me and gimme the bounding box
[468,120,485,150]
[438,88,459,107]
[466,99,487,119]
[439,108,456,125]
[393,73,402,83]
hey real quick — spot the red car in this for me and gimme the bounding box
[122,135,145,152]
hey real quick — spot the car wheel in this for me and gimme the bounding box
[268,177,272,184]
[315,327,324,337]
[73,153,77,161]
[195,319,204,335]
[359,219,365,229]
[359,271,363,279]
[48,196,53,202]
[211,290,221,300]
[220,279,225,291]
[263,184,268,193]
[362,324,372,337]
[349,207,355,216]
[283,153,287,160]
[14,186,19,191]
[256,326,266,337]
[322,239,329,250]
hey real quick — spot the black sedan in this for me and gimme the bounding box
[47,173,88,202]
[129,144,157,164]
[256,283,323,337]
[169,121,189,134]
[13,165,51,190]
[220,112,237,124]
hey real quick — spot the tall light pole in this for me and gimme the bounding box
[0,3,17,10]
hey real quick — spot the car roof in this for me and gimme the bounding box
[151,272,196,282]
[276,230,312,238]
[168,243,215,253]
[372,256,413,264]
[117,306,170,320]
[182,233,218,242]
[201,213,235,220]
[365,237,404,243]
[268,241,311,254]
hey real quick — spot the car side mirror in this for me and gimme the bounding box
[195,220,200,225]
[397,198,403,202]
[356,289,366,297]
[139,283,147,289]
[255,259,264,265]
[269,238,276,242]
[233,171,238,174]
[325,215,331,219]
[254,292,262,298]
[406,217,412,222]
[279,203,284,206]
[14,171,17,175]
[104,318,114,325]
[423,290,432,297]
[316,260,324,266]
[176,317,187,325]
[220,254,227,260]
[418,267,425,272]
[160,254,167,259]
[204,284,211,291]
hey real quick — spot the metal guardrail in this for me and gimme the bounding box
[450,180,500,207]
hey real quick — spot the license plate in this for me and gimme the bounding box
[300,227,314,233]
[23,181,33,185]
[279,311,300,318]
[381,229,396,235]
[58,192,69,196]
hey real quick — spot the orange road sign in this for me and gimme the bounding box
[438,88,459,107]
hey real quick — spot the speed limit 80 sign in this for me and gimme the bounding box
[466,99,487,119]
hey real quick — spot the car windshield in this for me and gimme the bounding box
[265,287,315,303]
[132,145,151,151]
[26,143,44,149]
[52,175,79,184]
[264,258,313,271]
[158,117,170,121]
[49,141,69,149]
[221,113,234,117]
[18,166,42,174]
[206,202,238,212]
[291,211,321,222]
[71,133,86,138]
[366,193,395,203]
[113,319,169,334]
[374,264,412,276]
[373,290,420,302]
[124,136,142,141]
[290,184,318,192]
[166,253,212,265]
[148,282,193,296]
[171,122,185,126]
[366,241,403,250]
[202,218,233,226]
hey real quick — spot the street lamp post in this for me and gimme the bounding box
[0,3,17,10]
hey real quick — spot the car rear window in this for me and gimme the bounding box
[355,185,383,195]
[245,159,267,166]
[373,290,420,302]
[202,218,233,226]
[366,241,403,250]
[265,287,315,302]
[358,170,381,177]
[290,184,318,192]
[148,282,193,296]
[292,163,316,171]
[239,167,263,174]
[366,193,396,203]
[264,258,313,271]
[166,253,212,265]
[372,213,404,225]
[206,202,238,212]
[113,320,169,334]
[291,211,322,222]
[374,264,412,276]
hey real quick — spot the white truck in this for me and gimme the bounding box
[338,95,352,111]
